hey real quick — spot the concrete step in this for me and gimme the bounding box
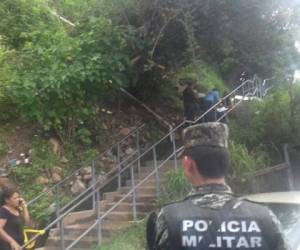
[113,193,156,203]
[120,186,157,195]
[63,209,147,226]
[100,201,155,213]
[103,191,121,202]
[126,177,157,186]
[63,210,95,226]
[50,220,130,238]
[100,210,147,221]
[102,189,157,209]
[46,235,106,249]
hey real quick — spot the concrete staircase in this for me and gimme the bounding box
[38,160,176,249]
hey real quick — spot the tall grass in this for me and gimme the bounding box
[96,221,146,250]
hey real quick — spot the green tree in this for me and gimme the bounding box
[7,16,133,140]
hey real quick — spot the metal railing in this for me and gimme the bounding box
[283,143,295,191]
[27,123,147,219]
[247,163,290,193]
[23,76,264,249]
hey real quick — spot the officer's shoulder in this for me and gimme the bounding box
[149,198,187,217]
[146,199,184,218]
[237,198,273,213]
[162,197,188,209]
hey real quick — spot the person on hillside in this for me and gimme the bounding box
[146,122,290,250]
[203,88,220,122]
[182,79,201,121]
[0,187,30,250]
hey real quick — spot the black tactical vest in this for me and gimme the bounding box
[163,197,278,250]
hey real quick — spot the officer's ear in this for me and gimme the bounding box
[182,155,195,171]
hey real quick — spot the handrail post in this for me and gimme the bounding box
[242,83,245,97]
[153,147,160,197]
[251,80,254,94]
[96,188,102,246]
[260,81,263,99]
[56,186,65,250]
[117,144,121,188]
[59,216,65,250]
[137,130,141,173]
[55,185,60,228]
[92,160,96,210]
[246,80,250,94]
[171,132,178,169]
[256,79,259,98]
[283,144,295,191]
[130,165,137,220]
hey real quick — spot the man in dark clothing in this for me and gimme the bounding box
[146,122,290,250]
[182,81,201,121]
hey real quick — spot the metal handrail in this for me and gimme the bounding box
[249,163,288,177]
[27,123,145,206]
[23,77,264,249]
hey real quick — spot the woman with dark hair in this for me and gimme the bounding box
[0,187,30,250]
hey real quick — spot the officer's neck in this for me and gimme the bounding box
[191,175,226,187]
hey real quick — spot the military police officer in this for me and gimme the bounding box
[146,122,290,250]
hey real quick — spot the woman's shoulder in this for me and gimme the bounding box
[0,206,7,212]
[0,206,9,218]
[0,206,17,218]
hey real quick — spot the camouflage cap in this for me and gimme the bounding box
[183,122,229,149]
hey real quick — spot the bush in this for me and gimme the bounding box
[229,101,263,149]
[254,91,293,146]
[97,221,145,250]
[228,142,271,195]
[156,141,271,202]
[157,168,191,206]
[231,87,300,164]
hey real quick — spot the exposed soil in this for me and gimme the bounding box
[0,123,40,168]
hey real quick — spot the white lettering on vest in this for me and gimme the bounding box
[228,221,240,232]
[194,220,208,232]
[251,237,262,247]
[236,236,250,248]
[182,235,203,247]
[241,221,247,232]
[216,236,222,247]
[220,221,226,232]
[222,236,235,248]
[182,220,193,231]
[248,221,261,232]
